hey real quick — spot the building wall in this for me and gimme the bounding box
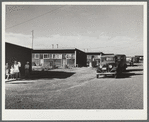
[86,55,100,67]
[32,49,87,68]
[32,52,75,69]
[5,43,32,74]
[86,52,103,67]
[76,49,87,67]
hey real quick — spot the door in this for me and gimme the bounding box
[49,61,54,68]
[63,59,67,67]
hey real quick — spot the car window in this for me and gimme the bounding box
[101,58,106,62]
[106,57,114,61]
[101,57,115,61]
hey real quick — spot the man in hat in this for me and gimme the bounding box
[25,62,30,79]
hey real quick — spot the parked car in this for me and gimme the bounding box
[139,56,143,61]
[32,62,51,71]
[96,54,127,78]
[126,56,134,66]
[135,55,143,63]
[32,62,43,71]
[134,56,140,63]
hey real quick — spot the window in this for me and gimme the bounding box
[101,57,106,62]
[35,54,40,59]
[106,57,114,61]
[55,54,62,59]
[52,54,55,59]
[43,54,49,59]
[40,54,43,59]
[66,54,74,59]
[49,54,52,59]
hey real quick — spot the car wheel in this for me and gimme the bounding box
[96,74,99,78]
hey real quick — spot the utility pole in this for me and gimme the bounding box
[31,30,34,49]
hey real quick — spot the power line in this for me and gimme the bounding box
[6,6,65,30]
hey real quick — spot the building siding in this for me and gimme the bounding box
[32,49,87,68]
[76,49,87,67]
[6,42,103,72]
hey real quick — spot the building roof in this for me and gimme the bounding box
[32,48,86,53]
[6,42,32,50]
[103,53,114,55]
[33,48,77,50]
[115,54,126,56]
[101,55,115,57]
[86,52,103,55]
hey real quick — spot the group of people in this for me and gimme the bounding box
[5,61,30,80]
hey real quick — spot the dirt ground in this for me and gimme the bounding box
[5,63,143,109]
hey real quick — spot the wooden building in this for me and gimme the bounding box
[32,48,86,70]
[86,52,104,67]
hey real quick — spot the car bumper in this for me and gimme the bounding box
[96,72,117,75]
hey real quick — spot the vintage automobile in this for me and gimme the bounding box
[134,56,140,63]
[32,62,44,71]
[126,56,134,66]
[32,62,52,71]
[135,55,143,63]
[96,54,127,78]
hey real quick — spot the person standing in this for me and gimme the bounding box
[25,62,30,79]
[18,61,21,79]
[10,65,14,79]
[5,63,9,80]
[14,61,19,80]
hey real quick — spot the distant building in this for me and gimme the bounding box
[103,53,114,55]
[5,42,32,74]
[86,52,103,67]
[32,48,86,70]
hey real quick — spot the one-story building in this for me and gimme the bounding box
[86,52,104,67]
[32,48,86,70]
[5,42,32,74]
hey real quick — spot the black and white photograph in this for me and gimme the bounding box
[2,2,147,120]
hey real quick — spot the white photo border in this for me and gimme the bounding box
[2,2,147,120]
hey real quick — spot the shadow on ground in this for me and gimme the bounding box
[127,65,138,67]
[127,63,143,67]
[98,67,143,79]
[5,71,75,83]
[98,72,143,79]
[116,73,143,79]
[28,71,75,80]
[125,69,143,72]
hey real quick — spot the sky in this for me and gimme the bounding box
[5,4,144,56]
